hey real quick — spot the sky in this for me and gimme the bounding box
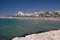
[0,0,60,15]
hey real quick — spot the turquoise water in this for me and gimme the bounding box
[0,19,60,40]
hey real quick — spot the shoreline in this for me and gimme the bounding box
[0,17,60,21]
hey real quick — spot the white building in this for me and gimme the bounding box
[34,12,39,17]
[55,10,60,15]
[24,13,33,16]
[17,11,24,15]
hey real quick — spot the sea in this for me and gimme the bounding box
[0,18,60,40]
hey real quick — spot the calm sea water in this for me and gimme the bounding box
[0,18,60,40]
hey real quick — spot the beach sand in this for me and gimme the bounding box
[0,17,60,21]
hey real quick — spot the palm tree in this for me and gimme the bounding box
[44,12,51,17]
[38,13,44,17]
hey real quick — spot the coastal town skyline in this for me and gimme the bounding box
[0,0,60,16]
[0,10,60,18]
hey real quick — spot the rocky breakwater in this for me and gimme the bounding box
[12,30,60,40]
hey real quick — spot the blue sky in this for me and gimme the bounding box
[0,0,60,15]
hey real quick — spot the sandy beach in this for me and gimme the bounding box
[0,17,60,21]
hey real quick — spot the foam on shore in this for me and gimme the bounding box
[12,29,60,40]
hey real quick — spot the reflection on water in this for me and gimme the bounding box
[0,19,60,40]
